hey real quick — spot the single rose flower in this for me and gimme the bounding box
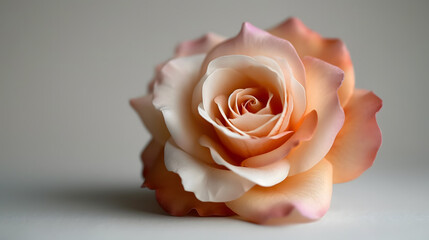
[131,17,382,224]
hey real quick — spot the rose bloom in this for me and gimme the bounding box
[131,18,382,224]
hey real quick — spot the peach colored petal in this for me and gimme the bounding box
[141,139,164,189]
[201,55,285,118]
[199,55,293,137]
[175,33,225,57]
[241,110,318,168]
[140,140,234,216]
[229,113,279,136]
[155,182,235,217]
[287,57,345,176]
[215,95,279,137]
[214,95,249,136]
[252,56,295,135]
[199,104,293,159]
[152,54,215,160]
[202,68,250,121]
[274,57,306,127]
[200,136,290,187]
[201,22,305,89]
[226,159,333,224]
[149,33,224,93]
[130,94,169,144]
[247,56,305,133]
[269,17,354,106]
[228,88,275,117]
[326,89,382,183]
[164,140,255,202]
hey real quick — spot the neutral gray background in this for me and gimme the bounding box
[1,0,428,239]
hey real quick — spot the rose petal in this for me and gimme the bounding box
[164,140,255,202]
[247,56,306,131]
[201,55,285,120]
[201,22,305,89]
[287,57,345,176]
[141,139,164,188]
[215,95,279,137]
[226,159,333,224]
[202,68,251,121]
[229,113,279,136]
[130,95,169,144]
[199,104,293,158]
[269,17,354,106]
[241,110,318,168]
[141,140,233,216]
[274,57,306,127]
[198,55,294,138]
[326,89,382,183]
[175,33,225,57]
[152,54,215,159]
[200,136,290,187]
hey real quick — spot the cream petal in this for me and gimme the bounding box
[228,89,242,118]
[202,68,250,120]
[251,56,303,134]
[226,159,333,224]
[214,95,248,136]
[275,57,307,127]
[215,94,278,137]
[269,17,354,106]
[241,110,318,168]
[203,55,285,110]
[326,89,382,183]
[130,95,170,144]
[164,140,255,202]
[200,55,289,136]
[200,136,290,187]
[287,57,345,176]
[229,113,279,137]
[175,33,225,57]
[152,54,213,159]
[201,22,305,89]
[199,104,293,158]
[140,140,234,216]
[228,88,275,117]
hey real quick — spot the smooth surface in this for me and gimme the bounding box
[1,0,428,239]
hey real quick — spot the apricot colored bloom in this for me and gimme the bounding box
[131,18,382,224]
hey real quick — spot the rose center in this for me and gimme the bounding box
[235,88,269,115]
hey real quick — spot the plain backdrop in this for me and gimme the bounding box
[1,0,428,239]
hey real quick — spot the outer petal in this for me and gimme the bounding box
[200,136,290,187]
[326,89,382,183]
[141,140,233,216]
[201,22,306,89]
[141,139,164,187]
[175,33,225,57]
[287,57,345,176]
[130,94,169,144]
[269,17,354,106]
[226,159,333,224]
[164,140,255,202]
[153,54,215,159]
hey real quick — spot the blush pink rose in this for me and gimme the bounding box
[131,18,382,224]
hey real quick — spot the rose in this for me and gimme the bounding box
[131,18,382,224]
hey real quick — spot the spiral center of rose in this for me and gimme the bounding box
[198,55,290,140]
